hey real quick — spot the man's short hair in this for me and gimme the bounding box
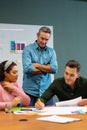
[65,60,80,72]
[38,26,51,34]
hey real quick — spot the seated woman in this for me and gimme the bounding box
[0,60,31,110]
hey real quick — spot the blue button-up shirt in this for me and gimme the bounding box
[22,42,58,97]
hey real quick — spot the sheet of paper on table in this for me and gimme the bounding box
[37,115,81,123]
[38,106,87,116]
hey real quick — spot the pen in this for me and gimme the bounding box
[20,101,22,108]
[20,108,32,111]
[19,96,22,108]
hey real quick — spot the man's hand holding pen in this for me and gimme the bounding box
[35,98,45,110]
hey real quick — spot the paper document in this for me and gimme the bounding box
[55,96,82,107]
[38,106,87,115]
[37,115,81,123]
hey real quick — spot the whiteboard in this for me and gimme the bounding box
[0,23,53,86]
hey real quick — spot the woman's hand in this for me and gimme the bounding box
[1,81,14,93]
[12,97,21,107]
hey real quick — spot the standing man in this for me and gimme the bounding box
[22,26,58,106]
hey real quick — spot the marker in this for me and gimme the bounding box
[20,101,22,108]
[20,108,32,111]
[71,110,85,114]
[20,108,42,112]
[37,98,42,104]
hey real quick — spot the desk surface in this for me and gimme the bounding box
[0,111,87,130]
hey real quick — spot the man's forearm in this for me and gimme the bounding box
[32,63,52,73]
[31,68,42,74]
